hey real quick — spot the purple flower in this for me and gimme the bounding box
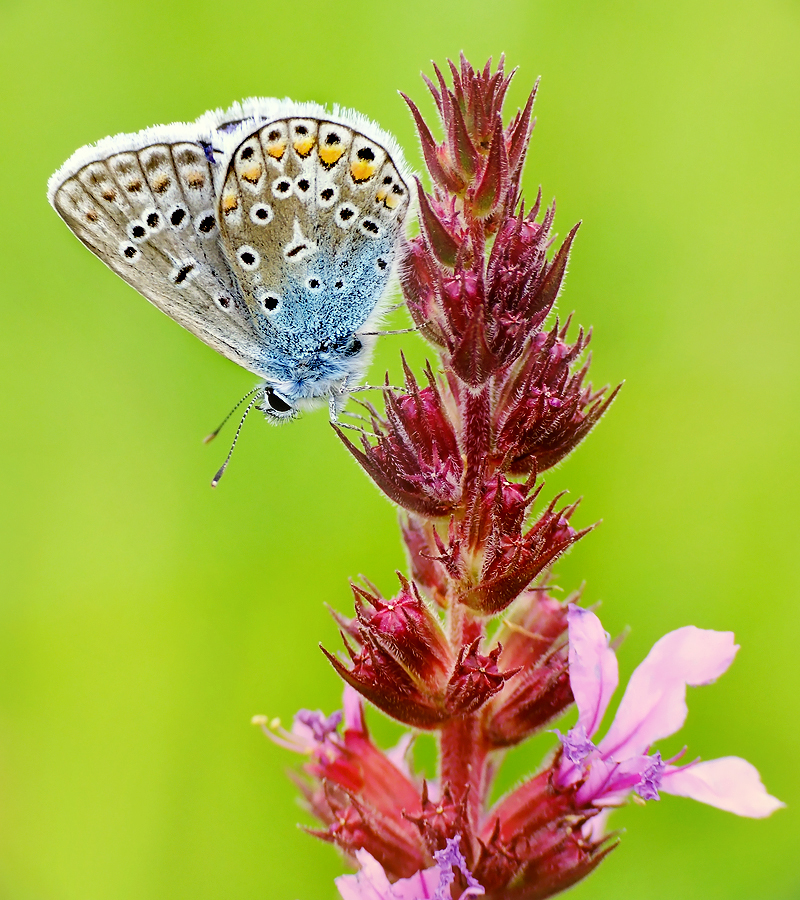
[255,706,342,758]
[336,836,484,900]
[557,605,784,818]
[256,687,429,879]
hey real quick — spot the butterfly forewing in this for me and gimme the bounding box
[216,114,411,351]
[50,135,268,374]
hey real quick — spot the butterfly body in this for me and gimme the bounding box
[48,99,412,419]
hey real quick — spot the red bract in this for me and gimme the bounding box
[407,781,471,857]
[311,787,429,880]
[264,56,628,900]
[457,487,590,615]
[401,515,451,608]
[321,630,448,729]
[336,362,462,517]
[444,640,518,716]
[351,574,454,691]
[402,207,578,387]
[482,594,573,747]
[494,320,622,475]
[401,54,536,224]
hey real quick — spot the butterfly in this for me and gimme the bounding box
[48,98,412,428]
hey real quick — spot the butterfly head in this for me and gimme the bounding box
[258,331,372,421]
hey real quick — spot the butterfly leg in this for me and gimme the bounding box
[329,393,340,423]
[329,373,355,423]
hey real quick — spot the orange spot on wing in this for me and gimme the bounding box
[241,164,263,184]
[266,141,286,160]
[293,136,316,157]
[319,145,345,167]
[350,160,376,182]
[222,194,239,214]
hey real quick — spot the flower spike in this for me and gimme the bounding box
[256,55,780,900]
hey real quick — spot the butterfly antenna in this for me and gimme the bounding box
[203,387,261,444]
[210,393,261,488]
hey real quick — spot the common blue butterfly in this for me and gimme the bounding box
[48,99,412,426]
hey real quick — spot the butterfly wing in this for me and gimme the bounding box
[214,106,412,357]
[48,122,271,376]
[48,100,412,391]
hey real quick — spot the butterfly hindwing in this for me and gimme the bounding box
[49,131,269,375]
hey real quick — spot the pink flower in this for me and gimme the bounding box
[256,687,428,879]
[557,606,783,818]
[336,836,483,900]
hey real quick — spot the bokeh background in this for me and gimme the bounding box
[1,0,798,897]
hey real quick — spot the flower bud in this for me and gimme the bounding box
[405,781,471,858]
[353,574,454,692]
[321,633,448,729]
[311,788,429,880]
[444,640,518,716]
[494,320,621,476]
[457,487,590,615]
[336,363,462,517]
[401,515,451,608]
[484,645,572,747]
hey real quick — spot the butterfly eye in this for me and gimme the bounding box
[346,337,364,356]
[264,388,293,415]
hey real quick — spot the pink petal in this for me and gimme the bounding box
[336,850,440,900]
[598,627,738,760]
[575,754,651,808]
[336,850,393,900]
[661,757,784,818]
[581,808,612,842]
[567,606,619,738]
[385,732,415,777]
[389,867,440,900]
[343,684,367,733]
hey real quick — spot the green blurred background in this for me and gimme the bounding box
[1,0,797,897]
